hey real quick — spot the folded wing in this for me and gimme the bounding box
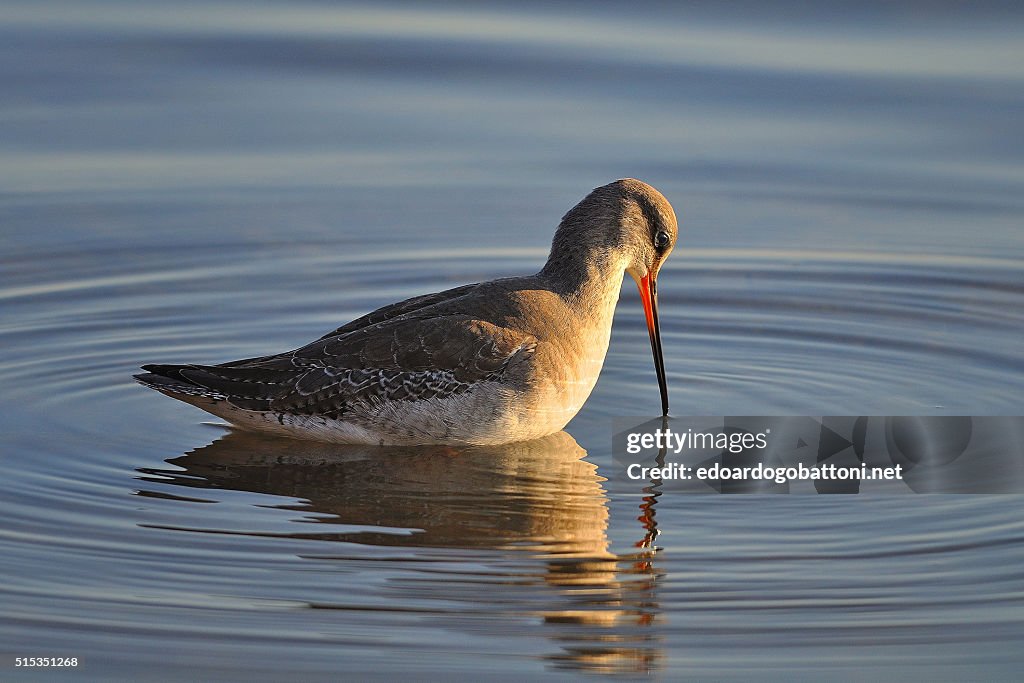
[139,314,536,418]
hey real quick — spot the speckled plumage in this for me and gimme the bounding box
[135,178,678,445]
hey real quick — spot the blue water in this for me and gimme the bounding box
[1,1,1023,680]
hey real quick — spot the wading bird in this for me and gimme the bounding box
[136,179,677,445]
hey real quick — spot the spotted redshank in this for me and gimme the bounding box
[135,178,677,445]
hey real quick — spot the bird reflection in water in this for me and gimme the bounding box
[137,429,664,674]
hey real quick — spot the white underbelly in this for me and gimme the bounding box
[188,332,611,446]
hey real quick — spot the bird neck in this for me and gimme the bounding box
[539,245,628,318]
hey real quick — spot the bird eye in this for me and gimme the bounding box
[654,230,670,250]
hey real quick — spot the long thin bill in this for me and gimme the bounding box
[637,273,669,416]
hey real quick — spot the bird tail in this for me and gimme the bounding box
[134,364,226,400]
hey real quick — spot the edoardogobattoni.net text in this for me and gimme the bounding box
[626,462,904,484]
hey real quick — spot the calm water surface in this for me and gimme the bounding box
[2,1,1023,680]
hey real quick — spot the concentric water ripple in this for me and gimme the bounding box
[2,244,1023,678]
